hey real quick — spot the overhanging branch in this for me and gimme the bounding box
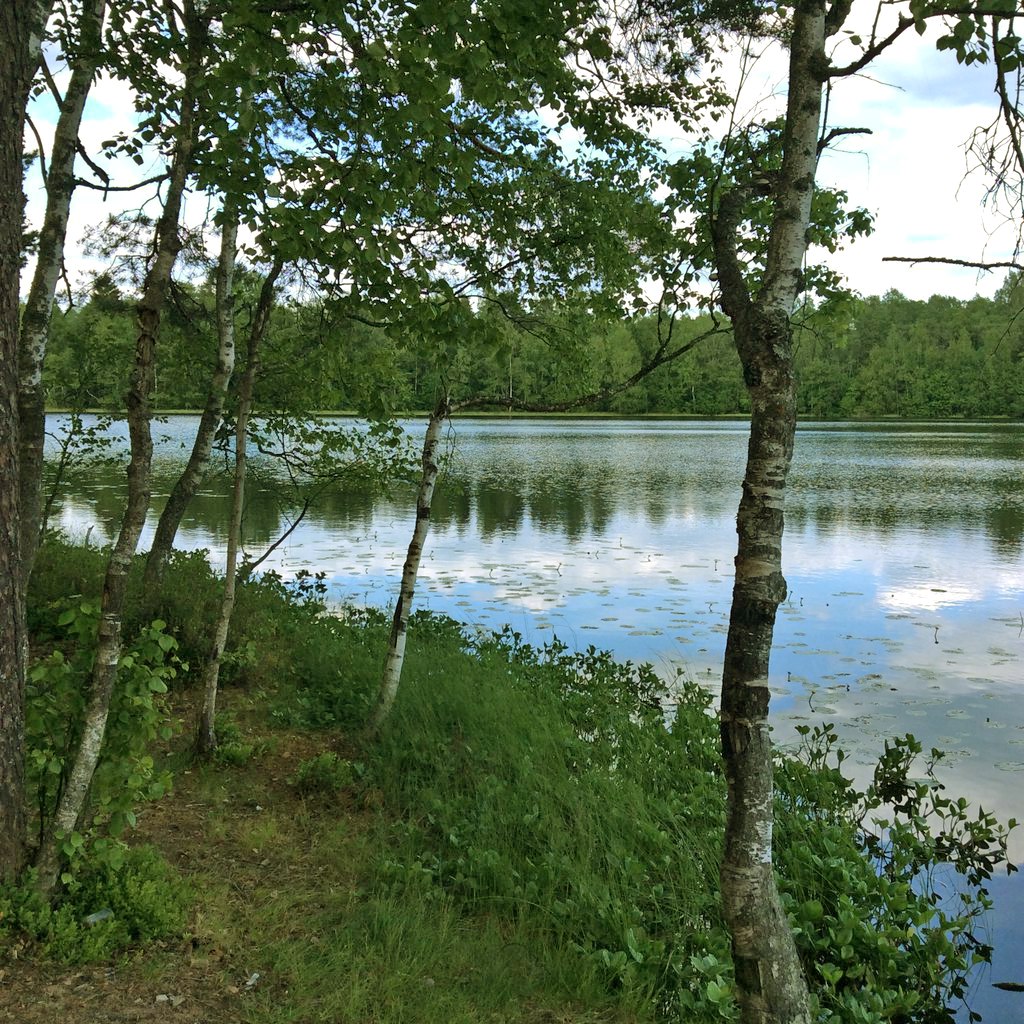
[882,255,1024,272]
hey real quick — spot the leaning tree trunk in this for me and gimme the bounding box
[0,0,54,884]
[19,0,107,587]
[711,3,826,1022]
[196,260,281,756]
[34,18,201,893]
[365,393,450,736]
[143,200,240,593]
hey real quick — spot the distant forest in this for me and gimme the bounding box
[44,273,1024,420]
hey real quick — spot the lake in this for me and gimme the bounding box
[47,414,1024,1019]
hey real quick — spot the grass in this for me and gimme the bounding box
[6,536,1015,1024]
[135,704,647,1024]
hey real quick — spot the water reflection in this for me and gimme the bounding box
[47,417,1024,835]
[44,414,1024,1016]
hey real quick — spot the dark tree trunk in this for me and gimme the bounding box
[0,0,54,883]
[34,4,203,893]
[710,2,826,1020]
[197,260,282,756]
[18,0,106,586]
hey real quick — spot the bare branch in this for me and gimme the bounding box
[74,171,171,193]
[38,54,65,106]
[817,126,871,153]
[882,254,1024,271]
[75,143,111,187]
[25,114,48,183]
[828,18,915,78]
[451,322,729,415]
[239,495,314,581]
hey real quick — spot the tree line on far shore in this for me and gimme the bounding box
[44,273,1024,420]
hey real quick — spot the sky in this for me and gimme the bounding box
[23,11,1023,305]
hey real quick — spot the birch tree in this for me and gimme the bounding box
[632,1,1024,1019]
[196,260,282,756]
[141,202,242,592]
[34,0,206,893]
[18,0,108,588]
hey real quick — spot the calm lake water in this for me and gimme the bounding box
[47,414,1024,1019]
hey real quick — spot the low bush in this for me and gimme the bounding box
[367,622,1015,1023]
[0,845,189,963]
[26,600,178,862]
[290,751,357,795]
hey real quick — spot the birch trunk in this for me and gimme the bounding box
[366,394,450,735]
[712,3,826,1021]
[34,15,201,893]
[196,261,282,755]
[143,202,239,593]
[0,0,53,883]
[19,0,107,586]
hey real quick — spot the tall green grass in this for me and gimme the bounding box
[21,536,1014,1023]
[368,618,729,1017]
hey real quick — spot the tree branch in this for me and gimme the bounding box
[75,143,111,187]
[451,323,729,415]
[817,126,871,153]
[25,114,48,183]
[828,18,915,78]
[38,54,65,106]
[74,171,170,193]
[882,254,1024,271]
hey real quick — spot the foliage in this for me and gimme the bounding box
[209,713,274,766]
[39,412,120,537]
[26,600,178,867]
[19,540,1018,1021]
[265,604,388,731]
[289,751,357,795]
[776,724,1017,1024]
[365,617,1015,1022]
[370,620,729,1017]
[41,278,1024,419]
[0,846,189,963]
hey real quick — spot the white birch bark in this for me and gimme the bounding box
[19,0,107,584]
[712,3,827,1021]
[34,7,203,893]
[196,260,282,755]
[143,203,239,592]
[366,394,450,735]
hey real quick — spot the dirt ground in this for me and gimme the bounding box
[0,725,342,1024]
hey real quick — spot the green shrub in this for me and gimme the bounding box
[0,846,189,963]
[26,601,178,864]
[290,752,356,795]
[367,620,1015,1023]
[267,606,386,730]
[775,724,1016,1024]
[211,713,272,766]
